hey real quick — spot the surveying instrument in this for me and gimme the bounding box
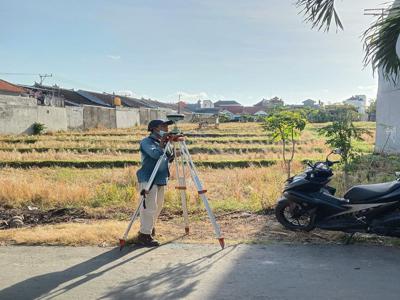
[119,114,225,250]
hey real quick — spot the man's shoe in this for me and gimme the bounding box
[137,233,160,247]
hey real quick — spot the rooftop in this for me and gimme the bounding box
[0,79,27,95]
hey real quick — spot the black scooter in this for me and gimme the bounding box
[275,149,400,239]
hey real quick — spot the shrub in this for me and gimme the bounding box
[32,123,46,135]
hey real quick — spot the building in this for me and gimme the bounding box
[0,79,27,96]
[214,100,242,108]
[302,99,317,107]
[254,97,284,109]
[202,100,214,108]
[375,0,400,153]
[343,95,367,115]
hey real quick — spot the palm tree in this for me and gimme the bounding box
[296,0,400,79]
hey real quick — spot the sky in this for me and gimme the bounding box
[0,0,390,105]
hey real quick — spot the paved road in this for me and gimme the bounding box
[1,243,400,299]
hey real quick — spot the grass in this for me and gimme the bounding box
[0,163,289,212]
[0,121,391,246]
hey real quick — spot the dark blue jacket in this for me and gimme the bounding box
[136,133,172,185]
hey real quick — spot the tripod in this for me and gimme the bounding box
[119,134,225,250]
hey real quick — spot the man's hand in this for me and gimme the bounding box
[159,135,169,148]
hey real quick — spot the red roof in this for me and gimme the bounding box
[0,79,26,94]
[243,106,263,114]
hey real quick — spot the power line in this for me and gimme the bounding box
[0,72,38,76]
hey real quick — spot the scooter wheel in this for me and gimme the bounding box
[275,199,315,232]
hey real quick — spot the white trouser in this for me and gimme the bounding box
[139,182,165,235]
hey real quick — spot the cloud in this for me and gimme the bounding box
[107,54,121,60]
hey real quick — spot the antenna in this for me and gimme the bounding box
[38,73,53,85]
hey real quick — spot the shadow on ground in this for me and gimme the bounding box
[0,237,184,299]
[100,245,237,300]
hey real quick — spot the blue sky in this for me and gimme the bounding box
[0,0,388,105]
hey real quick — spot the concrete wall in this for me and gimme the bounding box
[375,2,400,153]
[375,73,400,153]
[83,105,117,129]
[116,107,140,128]
[0,95,177,134]
[0,94,37,106]
[0,105,38,134]
[139,108,175,125]
[66,106,84,130]
[37,106,68,132]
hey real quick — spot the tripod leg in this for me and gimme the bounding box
[173,143,190,235]
[120,195,144,250]
[119,141,172,250]
[180,141,225,249]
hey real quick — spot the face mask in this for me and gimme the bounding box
[158,130,167,137]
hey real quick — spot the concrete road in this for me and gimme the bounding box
[1,243,400,300]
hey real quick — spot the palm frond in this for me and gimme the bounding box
[363,6,400,81]
[296,0,343,32]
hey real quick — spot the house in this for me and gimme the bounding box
[0,79,27,96]
[253,110,268,117]
[254,97,284,109]
[302,99,317,107]
[343,95,367,114]
[242,106,264,115]
[202,100,214,108]
[214,100,242,108]
[194,108,220,114]
[343,95,367,119]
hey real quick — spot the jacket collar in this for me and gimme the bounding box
[149,132,161,142]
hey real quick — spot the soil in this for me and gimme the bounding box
[0,207,89,229]
[0,206,397,246]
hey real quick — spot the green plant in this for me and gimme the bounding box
[262,111,307,178]
[318,111,371,187]
[32,123,46,135]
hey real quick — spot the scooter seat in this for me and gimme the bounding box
[344,181,400,203]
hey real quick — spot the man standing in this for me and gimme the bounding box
[136,119,174,247]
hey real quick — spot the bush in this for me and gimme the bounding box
[32,123,46,135]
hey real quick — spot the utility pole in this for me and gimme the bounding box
[38,73,53,85]
[178,93,182,114]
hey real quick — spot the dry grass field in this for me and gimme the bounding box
[2,121,397,246]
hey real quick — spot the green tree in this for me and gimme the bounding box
[262,111,307,178]
[318,111,371,186]
[296,1,400,79]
